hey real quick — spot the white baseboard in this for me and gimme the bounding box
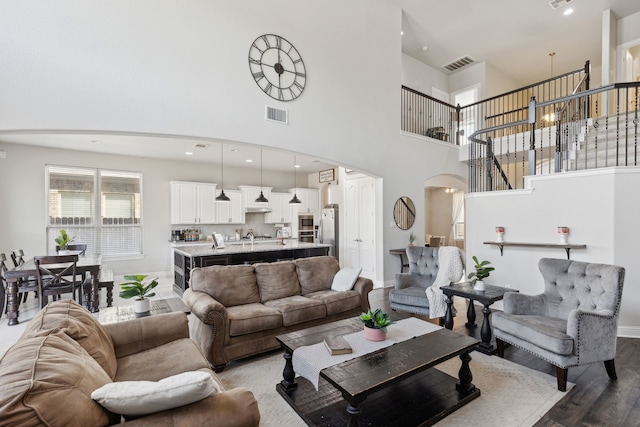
[617,326,640,338]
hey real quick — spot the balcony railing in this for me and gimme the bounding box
[401,61,590,146]
[469,82,640,192]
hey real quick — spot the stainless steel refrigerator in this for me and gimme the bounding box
[319,204,339,259]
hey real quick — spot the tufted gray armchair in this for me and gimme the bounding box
[389,246,440,316]
[493,258,625,391]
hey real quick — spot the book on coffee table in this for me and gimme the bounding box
[323,335,353,355]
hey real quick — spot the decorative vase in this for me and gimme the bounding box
[363,326,387,341]
[134,298,150,314]
[474,280,486,291]
[495,227,505,242]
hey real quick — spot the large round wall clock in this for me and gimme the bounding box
[248,34,306,101]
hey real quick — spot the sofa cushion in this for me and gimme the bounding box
[264,296,326,327]
[295,256,340,295]
[331,267,362,291]
[22,299,118,379]
[91,371,218,416]
[114,338,216,384]
[389,286,430,308]
[227,303,283,336]
[0,329,119,427]
[254,261,301,303]
[190,265,260,307]
[306,289,362,315]
[493,313,573,355]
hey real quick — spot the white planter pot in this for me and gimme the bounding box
[134,298,150,314]
[474,280,486,291]
[58,250,70,255]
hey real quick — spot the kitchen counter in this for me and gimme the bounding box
[172,241,331,294]
[174,240,327,256]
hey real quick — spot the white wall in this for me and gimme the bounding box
[401,54,449,96]
[465,168,640,336]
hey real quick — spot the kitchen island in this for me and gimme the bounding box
[173,241,331,294]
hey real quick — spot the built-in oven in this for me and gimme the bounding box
[298,214,315,243]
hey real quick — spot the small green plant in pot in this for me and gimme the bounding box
[467,256,494,291]
[119,275,158,313]
[408,232,417,246]
[55,229,75,253]
[360,308,394,341]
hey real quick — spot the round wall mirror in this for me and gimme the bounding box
[393,196,416,230]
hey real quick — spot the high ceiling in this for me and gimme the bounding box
[393,0,640,85]
[2,1,639,174]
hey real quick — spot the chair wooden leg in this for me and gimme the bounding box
[438,317,445,327]
[604,359,617,380]
[556,366,568,392]
[496,338,506,358]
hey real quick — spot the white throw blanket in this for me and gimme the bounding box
[425,246,465,318]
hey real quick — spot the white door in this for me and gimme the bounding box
[345,176,375,279]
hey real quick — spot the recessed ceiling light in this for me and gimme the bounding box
[230,148,239,152]
[400,31,404,36]
[294,164,300,168]
[421,46,428,51]
[185,152,193,156]
[563,8,574,15]
[91,140,100,144]
[246,159,253,163]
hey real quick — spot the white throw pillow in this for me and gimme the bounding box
[331,267,363,291]
[91,371,218,416]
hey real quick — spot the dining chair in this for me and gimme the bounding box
[10,249,39,305]
[0,253,8,317]
[34,255,82,309]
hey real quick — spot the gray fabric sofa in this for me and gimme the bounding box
[493,258,625,391]
[183,256,373,371]
[389,246,440,316]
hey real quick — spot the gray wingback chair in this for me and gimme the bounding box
[389,246,440,316]
[493,258,625,391]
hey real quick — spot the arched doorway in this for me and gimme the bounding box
[424,174,467,250]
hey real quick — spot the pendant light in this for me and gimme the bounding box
[215,143,230,202]
[255,149,269,203]
[289,154,302,204]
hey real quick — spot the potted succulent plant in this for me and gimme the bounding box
[55,229,75,254]
[467,256,495,291]
[119,274,158,314]
[359,308,394,341]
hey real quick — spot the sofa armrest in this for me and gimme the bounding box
[121,387,260,427]
[353,276,373,311]
[503,292,547,316]
[183,288,229,370]
[104,311,190,359]
[566,308,618,364]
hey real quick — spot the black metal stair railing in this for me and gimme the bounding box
[468,82,640,192]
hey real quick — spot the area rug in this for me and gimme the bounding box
[217,349,573,427]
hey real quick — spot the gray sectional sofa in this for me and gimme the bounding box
[183,256,373,371]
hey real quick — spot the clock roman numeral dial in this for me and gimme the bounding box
[248,34,306,102]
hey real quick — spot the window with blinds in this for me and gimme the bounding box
[46,166,143,258]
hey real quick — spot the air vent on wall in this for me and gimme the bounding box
[265,106,288,124]
[548,0,573,10]
[442,56,475,72]
[193,143,210,149]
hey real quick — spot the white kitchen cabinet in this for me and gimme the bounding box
[265,192,294,224]
[289,188,320,214]
[214,189,244,224]
[170,181,217,224]
[239,185,272,211]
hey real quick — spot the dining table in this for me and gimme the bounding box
[4,254,103,326]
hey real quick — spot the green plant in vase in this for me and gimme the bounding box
[360,308,394,341]
[54,229,75,252]
[408,232,417,246]
[119,274,158,313]
[467,256,494,291]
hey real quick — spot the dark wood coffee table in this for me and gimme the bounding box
[442,282,518,355]
[276,317,480,426]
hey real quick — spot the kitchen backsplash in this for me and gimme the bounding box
[171,213,283,241]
